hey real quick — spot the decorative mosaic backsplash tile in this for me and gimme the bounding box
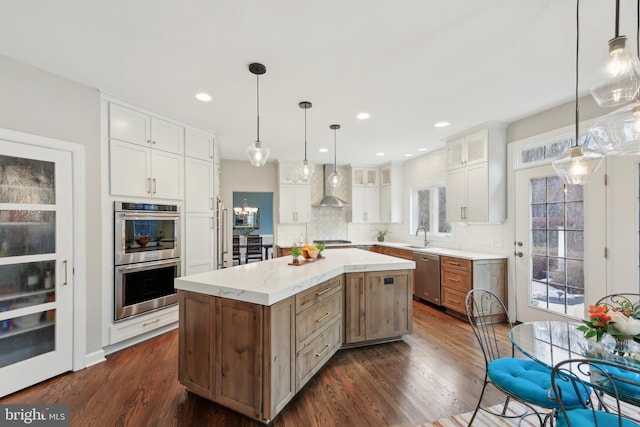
[308,165,350,241]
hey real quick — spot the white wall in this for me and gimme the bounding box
[0,55,103,354]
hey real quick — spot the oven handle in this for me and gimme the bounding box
[117,212,180,222]
[116,258,181,273]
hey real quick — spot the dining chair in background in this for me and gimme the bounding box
[244,235,263,263]
[232,235,241,265]
[551,358,640,426]
[465,289,590,426]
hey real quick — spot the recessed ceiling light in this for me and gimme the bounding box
[404,153,414,157]
[376,152,385,156]
[357,112,370,120]
[417,148,428,152]
[434,121,450,128]
[195,92,212,102]
[318,147,328,153]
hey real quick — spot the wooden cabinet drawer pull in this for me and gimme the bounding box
[316,312,331,323]
[316,287,332,296]
[315,344,331,357]
[448,298,461,304]
[448,278,460,282]
[447,262,461,266]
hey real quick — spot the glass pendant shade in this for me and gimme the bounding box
[552,145,604,185]
[590,100,640,154]
[297,159,314,180]
[327,170,343,187]
[247,141,270,167]
[590,36,640,107]
[297,101,314,180]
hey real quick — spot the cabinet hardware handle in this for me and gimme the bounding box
[152,178,157,194]
[143,319,161,327]
[449,278,460,282]
[460,207,464,219]
[514,251,523,257]
[147,178,152,193]
[147,139,152,144]
[316,288,332,296]
[448,262,461,266]
[152,140,156,145]
[315,344,331,357]
[316,312,331,323]
[63,260,68,285]
[449,298,460,304]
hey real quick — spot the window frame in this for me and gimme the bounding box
[410,183,452,238]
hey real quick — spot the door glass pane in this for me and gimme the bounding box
[529,176,584,317]
[0,155,55,204]
[0,155,57,369]
[0,210,55,257]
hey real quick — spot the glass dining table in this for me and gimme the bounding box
[510,320,640,405]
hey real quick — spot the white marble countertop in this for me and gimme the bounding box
[174,248,415,306]
[276,241,507,261]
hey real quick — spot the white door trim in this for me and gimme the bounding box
[0,127,87,371]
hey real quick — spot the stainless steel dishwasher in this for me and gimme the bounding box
[413,252,441,305]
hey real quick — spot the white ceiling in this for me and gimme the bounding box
[0,0,635,166]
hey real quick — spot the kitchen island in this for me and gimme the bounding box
[174,248,415,423]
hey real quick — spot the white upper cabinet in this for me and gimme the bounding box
[108,102,184,199]
[446,128,488,170]
[379,162,403,223]
[445,123,506,223]
[185,128,214,161]
[352,186,380,223]
[352,167,378,186]
[109,103,184,155]
[278,162,310,223]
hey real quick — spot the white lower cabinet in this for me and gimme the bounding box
[109,305,179,344]
[185,213,214,275]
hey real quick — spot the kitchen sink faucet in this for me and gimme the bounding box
[415,225,429,247]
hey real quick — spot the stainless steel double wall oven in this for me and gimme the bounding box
[114,202,181,321]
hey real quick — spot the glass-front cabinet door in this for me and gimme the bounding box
[0,140,73,397]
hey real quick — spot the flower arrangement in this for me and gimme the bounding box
[578,300,640,342]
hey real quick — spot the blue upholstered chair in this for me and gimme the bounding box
[465,289,590,426]
[551,358,640,426]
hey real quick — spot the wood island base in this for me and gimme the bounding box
[178,268,413,424]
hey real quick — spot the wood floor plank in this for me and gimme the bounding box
[1,300,509,426]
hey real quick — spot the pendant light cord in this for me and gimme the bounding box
[615,0,621,38]
[575,0,580,147]
[256,73,261,143]
[333,128,337,169]
[304,107,308,161]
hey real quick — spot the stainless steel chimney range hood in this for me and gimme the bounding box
[313,164,350,208]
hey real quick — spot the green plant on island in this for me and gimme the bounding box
[315,242,326,257]
[290,244,302,263]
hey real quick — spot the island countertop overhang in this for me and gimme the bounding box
[174,248,416,306]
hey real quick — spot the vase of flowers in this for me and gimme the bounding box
[578,300,640,355]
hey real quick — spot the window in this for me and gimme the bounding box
[411,185,451,235]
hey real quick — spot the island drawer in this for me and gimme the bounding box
[296,317,341,391]
[295,291,342,351]
[296,276,343,314]
[441,287,467,314]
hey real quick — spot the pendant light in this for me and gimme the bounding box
[246,63,270,167]
[589,0,640,155]
[553,0,604,185]
[297,101,315,180]
[328,124,343,187]
[590,0,640,107]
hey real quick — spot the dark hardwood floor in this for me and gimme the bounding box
[1,300,511,426]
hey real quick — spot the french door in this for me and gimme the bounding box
[514,164,606,322]
[0,140,74,397]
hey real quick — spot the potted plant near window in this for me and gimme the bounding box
[373,228,389,242]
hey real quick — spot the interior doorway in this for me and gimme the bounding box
[232,192,273,264]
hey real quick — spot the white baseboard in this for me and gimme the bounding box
[83,350,106,369]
